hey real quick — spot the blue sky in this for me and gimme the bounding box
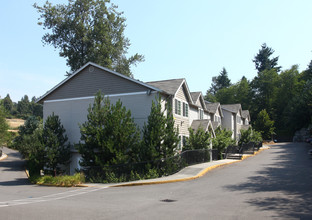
[1,0,312,102]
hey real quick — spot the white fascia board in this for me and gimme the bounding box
[218,105,224,118]
[43,91,158,103]
[208,120,216,138]
[173,79,194,105]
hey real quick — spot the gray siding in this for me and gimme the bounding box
[43,92,158,174]
[43,93,157,144]
[44,65,149,101]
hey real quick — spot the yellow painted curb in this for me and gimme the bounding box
[25,168,30,178]
[241,147,270,161]
[45,146,272,188]
[110,147,271,188]
[0,153,8,161]
[110,160,241,187]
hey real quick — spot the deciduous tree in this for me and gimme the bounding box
[253,109,275,140]
[34,0,144,76]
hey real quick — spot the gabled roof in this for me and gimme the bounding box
[190,119,216,138]
[242,110,251,121]
[190,92,201,102]
[205,101,219,113]
[146,78,193,104]
[241,124,251,130]
[36,62,162,103]
[205,101,223,117]
[211,121,221,131]
[146,78,184,95]
[190,92,206,109]
[221,104,242,115]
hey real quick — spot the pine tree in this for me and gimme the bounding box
[253,43,281,73]
[43,113,70,176]
[0,106,9,146]
[78,91,141,170]
[142,97,179,161]
[3,94,13,114]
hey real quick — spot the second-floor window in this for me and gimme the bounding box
[175,99,181,115]
[199,108,203,119]
[215,115,221,123]
[183,102,189,117]
[237,115,241,124]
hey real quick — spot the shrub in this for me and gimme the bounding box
[238,127,262,146]
[212,127,235,159]
[184,127,211,150]
[31,173,85,187]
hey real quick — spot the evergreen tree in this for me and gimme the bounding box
[34,0,144,76]
[13,116,40,152]
[78,91,141,170]
[0,106,9,146]
[208,67,231,95]
[142,97,179,161]
[300,59,312,82]
[20,124,46,176]
[142,98,166,161]
[253,43,281,73]
[30,97,43,118]
[162,103,179,158]
[17,95,31,118]
[3,94,13,114]
[43,113,70,176]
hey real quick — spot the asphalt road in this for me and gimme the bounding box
[1,143,312,220]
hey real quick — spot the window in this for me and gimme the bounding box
[237,116,241,124]
[215,115,221,123]
[183,103,189,117]
[178,136,182,150]
[182,136,187,147]
[199,109,203,119]
[175,99,181,115]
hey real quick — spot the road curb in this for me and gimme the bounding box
[108,146,271,187]
[109,160,242,187]
[0,153,8,161]
[49,146,272,188]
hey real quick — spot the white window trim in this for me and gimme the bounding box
[175,98,189,118]
[182,102,189,118]
[198,108,204,120]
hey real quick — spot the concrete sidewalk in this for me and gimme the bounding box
[81,146,270,188]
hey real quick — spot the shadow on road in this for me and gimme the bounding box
[0,147,30,186]
[0,160,26,172]
[0,178,31,186]
[224,143,312,219]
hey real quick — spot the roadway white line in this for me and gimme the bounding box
[0,187,108,208]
